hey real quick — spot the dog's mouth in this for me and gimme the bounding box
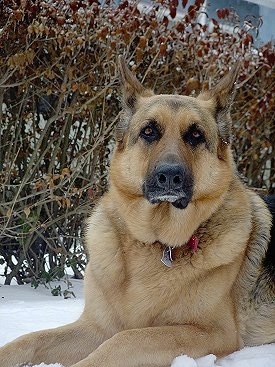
[144,190,191,210]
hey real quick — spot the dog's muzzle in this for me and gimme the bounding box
[142,163,193,209]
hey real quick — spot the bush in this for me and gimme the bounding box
[0,0,274,289]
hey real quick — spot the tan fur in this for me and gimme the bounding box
[0,59,273,367]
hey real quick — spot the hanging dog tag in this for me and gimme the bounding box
[161,246,173,267]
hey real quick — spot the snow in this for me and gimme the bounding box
[172,345,275,366]
[1,280,275,367]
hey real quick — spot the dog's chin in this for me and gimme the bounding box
[147,194,190,210]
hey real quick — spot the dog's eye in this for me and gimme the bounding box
[183,124,206,147]
[140,121,161,143]
[143,127,153,136]
[192,130,201,139]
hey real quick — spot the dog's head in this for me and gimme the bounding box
[110,57,239,212]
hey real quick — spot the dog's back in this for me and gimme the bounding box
[236,194,275,346]
[263,195,275,278]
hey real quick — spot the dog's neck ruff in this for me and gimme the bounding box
[160,235,199,267]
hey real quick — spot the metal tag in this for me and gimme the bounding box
[161,246,173,267]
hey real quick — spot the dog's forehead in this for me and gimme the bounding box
[137,94,212,124]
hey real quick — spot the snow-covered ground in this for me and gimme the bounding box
[1,279,275,367]
[0,278,84,346]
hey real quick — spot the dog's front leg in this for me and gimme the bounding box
[0,319,105,367]
[70,325,238,367]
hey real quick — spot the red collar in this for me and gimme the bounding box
[160,235,199,267]
[187,235,199,252]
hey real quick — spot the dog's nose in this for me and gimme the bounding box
[155,164,184,190]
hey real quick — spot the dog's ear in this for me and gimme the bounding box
[198,62,240,145]
[116,56,154,143]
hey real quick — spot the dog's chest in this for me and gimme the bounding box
[114,244,205,328]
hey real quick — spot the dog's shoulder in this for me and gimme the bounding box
[85,194,120,253]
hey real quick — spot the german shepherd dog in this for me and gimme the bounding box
[0,58,274,367]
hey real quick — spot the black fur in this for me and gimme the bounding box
[262,195,275,278]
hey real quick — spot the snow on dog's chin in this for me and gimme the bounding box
[157,194,183,203]
[148,193,191,209]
